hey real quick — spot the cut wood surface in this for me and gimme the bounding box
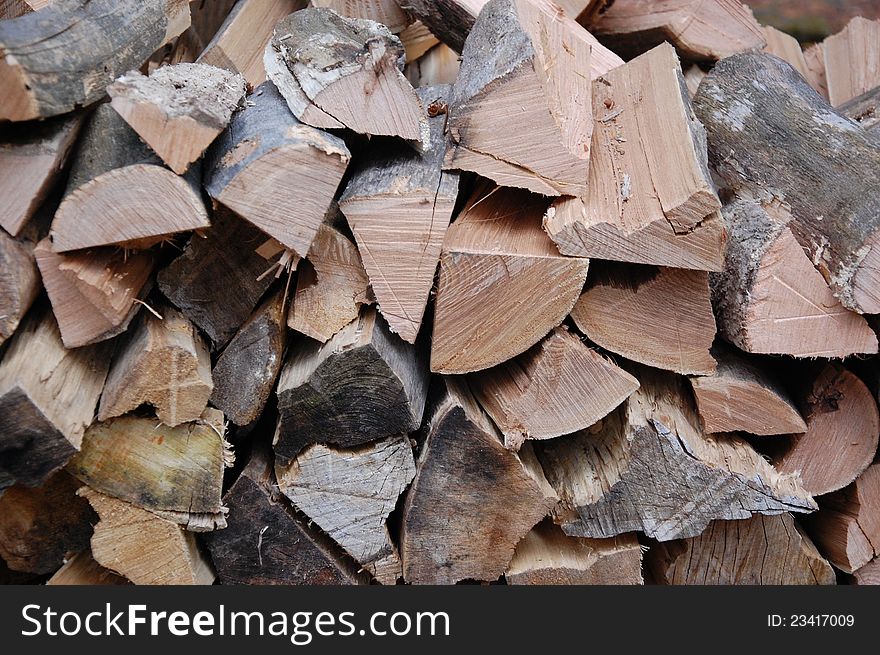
[571,263,717,375]
[431,186,589,374]
[0,231,39,348]
[0,0,190,121]
[402,378,557,584]
[205,81,350,256]
[762,26,809,79]
[683,64,706,97]
[0,0,42,20]
[34,239,154,349]
[108,63,247,174]
[312,0,409,32]
[840,86,880,132]
[648,514,836,585]
[803,42,828,99]
[147,0,239,70]
[340,85,458,343]
[853,558,880,585]
[400,20,439,61]
[823,17,880,107]
[471,326,639,449]
[404,43,461,87]
[275,308,428,465]
[47,550,129,585]
[399,0,486,52]
[536,366,816,542]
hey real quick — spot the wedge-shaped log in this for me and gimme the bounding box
[312,0,409,32]
[47,550,129,586]
[340,85,458,343]
[276,308,428,465]
[536,366,816,542]
[402,378,557,584]
[762,26,809,79]
[545,43,724,270]
[471,326,639,450]
[0,231,39,347]
[648,514,835,585]
[840,87,880,133]
[432,186,589,374]
[205,81,350,257]
[823,17,880,107]
[277,435,416,585]
[694,53,880,314]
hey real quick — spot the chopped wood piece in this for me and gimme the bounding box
[47,550,130,585]
[506,522,642,585]
[432,186,589,374]
[400,20,439,61]
[853,558,880,585]
[210,288,287,426]
[157,206,277,348]
[0,0,38,20]
[198,0,306,86]
[803,42,828,99]
[694,53,880,315]
[840,87,880,132]
[404,43,461,86]
[34,239,155,349]
[0,231,39,347]
[80,487,215,585]
[205,81,350,256]
[0,472,95,574]
[683,64,706,96]
[202,444,363,585]
[400,0,486,52]
[0,114,81,236]
[340,85,458,343]
[98,306,212,427]
[312,0,409,32]
[471,326,639,450]
[108,63,247,174]
[762,26,809,79]
[49,104,208,252]
[772,365,878,497]
[275,308,428,465]
[265,8,427,142]
[711,199,877,357]
[536,366,816,542]
[276,435,416,584]
[0,308,112,488]
[689,345,806,436]
[823,17,880,106]
[648,514,835,585]
[592,0,765,62]
[570,263,717,375]
[401,377,557,584]
[148,0,239,70]
[68,409,230,532]
[0,0,189,121]
[545,43,724,270]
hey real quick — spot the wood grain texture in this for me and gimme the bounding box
[404,43,460,87]
[0,230,39,348]
[400,20,439,61]
[762,25,808,79]
[803,42,828,99]
[853,558,880,585]
[399,0,486,52]
[312,0,409,32]
[147,0,238,70]
[840,86,880,132]
[47,550,130,585]
[823,17,880,106]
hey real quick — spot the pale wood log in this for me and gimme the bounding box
[312,0,409,32]
[823,17,880,107]
[840,86,880,133]
[803,42,828,99]
[536,365,816,542]
[853,558,880,585]
[471,326,639,450]
[205,81,350,257]
[400,20,439,61]
[47,550,129,585]
[762,26,809,79]
[34,239,154,349]
[571,263,717,375]
[683,64,706,97]
[275,308,428,465]
[648,514,835,585]
[432,185,589,374]
[404,43,461,86]
[401,377,557,584]
[340,85,458,343]
[0,230,39,348]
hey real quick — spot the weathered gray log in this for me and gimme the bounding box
[840,86,880,133]
[0,230,39,348]
[397,0,480,52]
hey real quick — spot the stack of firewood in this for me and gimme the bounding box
[1,0,879,586]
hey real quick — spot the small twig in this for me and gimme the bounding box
[132,298,163,320]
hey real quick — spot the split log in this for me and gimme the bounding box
[853,558,880,585]
[693,53,880,315]
[401,377,557,584]
[210,288,287,426]
[400,20,439,61]
[50,104,208,252]
[276,435,416,584]
[265,8,427,142]
[205,81,350,256]
[157,206,278,348]
[98,306,213,427]
[506,522,642,585]
[0,115,81,236]
[683,64,706,97]
[340,85,458,343]
[0,231,39,348]
[47,550,129,585]
[536,365,816,542]
[147,0,239,70]
[772,365,878,497]
[0,0,44,20]
[275,308,428,465]
[648,514,835,585]
[404,43,461,87]
[762,26,809,79]
[312,0,409,32]
[202,444,363,585]
[711,199,876,357]
[840,86,880,133]
[398,0,486,52]
[0,0,190,121]
[108,63,247,174]
[471,326,639,450]
[689,344,807,436]
[571,263,717,375]
[68,409,230,531]
[0,307,112,488]
[0,472,95,574]
[803,42,828,99]
[545,43,724,271]
[822,17,880,107]
[592,0,765,62]
[198,0,306,86]
[431,186,589,374]
[79,487,215,585]
[34,239,155,349]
